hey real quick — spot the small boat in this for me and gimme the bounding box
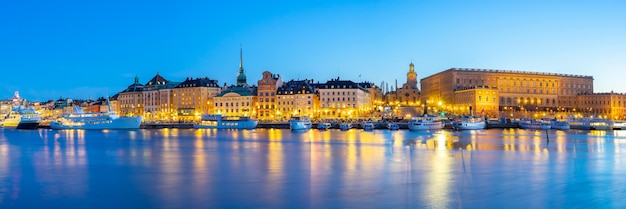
[408,114,444,131]
[362,122,375,131]
[289,116,312,131]
[317,122,332,130]
[452,116,486,130]
[339,123,352,131]
[194,114,258,129]
[387,123,399,130]
[519,119,551,130]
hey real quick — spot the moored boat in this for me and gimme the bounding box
[50,105,142,130]
[408,114,444,131]
[289,116,312,131]
[339,123,352,131]
[317,122,332,130]
[3,92,40,129]
[362,122,375,131]
[452,116,486,130]
[194,114,258,129]
[549,119,570,130]
[387,123,399,130]
[519,119,551,130]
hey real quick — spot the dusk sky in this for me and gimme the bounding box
[1,0,625,101]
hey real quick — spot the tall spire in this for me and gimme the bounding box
[239,44,243,68]
[236,45,248,86]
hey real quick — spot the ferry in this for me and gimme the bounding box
[452,116,486,130]
[317,122,332,130]
[408,114,444,131]
[50,105,142,130]
[194,114,258,129]
[289,116,312,130]
[519,119,551,130]
[3,105,41,129]
[3,92,41,129]
[339,123,352,131]
[362,122,375,131]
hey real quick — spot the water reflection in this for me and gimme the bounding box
[1,128,626,208]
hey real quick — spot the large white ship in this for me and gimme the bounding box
[2,91,41,129]
[50,105,142,130]
[194,114,258,129]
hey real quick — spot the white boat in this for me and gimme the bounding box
[317,122,332,130]
[549,119,570,130]
[590,119,612,130]
[362,122,375,131]
[452,116,486,130]
[567,117,612,130]
[50,105,142,130]
[387,123,399,130]
[289,116,312,130]
[194,114,258,129]
[3,105,41,129]
[519,119,551,130]
[339,123,352,131]
[568,118,591,130]
[408,115,444,131]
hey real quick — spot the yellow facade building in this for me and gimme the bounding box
[213,86,256,117]
[420,68,594,117]
[317,78,372,119]
[118,76,144,117]
[171,77,221,121]
[276,80,317,120]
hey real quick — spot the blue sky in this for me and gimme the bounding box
[1,0,625,101]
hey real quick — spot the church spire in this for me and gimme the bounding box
[236,45,248,86]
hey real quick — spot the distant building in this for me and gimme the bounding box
[256,71,282,120]
[118,76,145,117]
[172,77,221,121]
[387,62,421,105]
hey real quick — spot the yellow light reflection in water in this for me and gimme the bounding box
[425,133,453,206]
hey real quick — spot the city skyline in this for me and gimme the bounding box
[2,0,625,101]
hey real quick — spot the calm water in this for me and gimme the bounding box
[1,128,626,208]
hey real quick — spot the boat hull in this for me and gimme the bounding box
[50,117,142,130]
[193,120,258,129]
[408,122,444,131]
[452,121,486,130]
[290,121,312,130]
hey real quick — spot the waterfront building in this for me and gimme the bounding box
[454,86,499,117]
[317,77,372,119]
[118,76,145,117]
[386,62,421,106]
[276,80,317,120]
[577,92,626,120]
[172,77,221,121]
[256,71,283,121]
[213,85,256,117]
[142,73,180,121]
[420,68,593,117]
